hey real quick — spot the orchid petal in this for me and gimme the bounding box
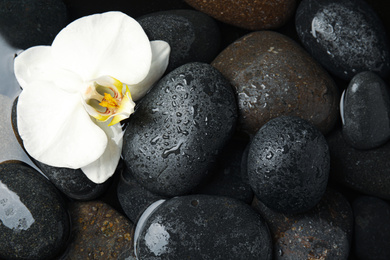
[17,81,107,169]
[128,40,170,101]
[14,46,83,93]
[81,119,123,183]
[52,11,152,85]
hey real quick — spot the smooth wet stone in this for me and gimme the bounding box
[353,196,390,260]
[327,128,390,200]
[184,0,296,30]
[212,31,339,136]
[191,138,253,204]
[137,9,220,72]
[135,195,272,259]
[62,201,134,259]
[117,167,166,224]
[11,98,111,200]
[252,188,353,260]
[0,161,70,260]
[341,71,390,150]
[248,116,330,214]
[0,0,68,49]
[295,0,390,80]
[122,62,237,197]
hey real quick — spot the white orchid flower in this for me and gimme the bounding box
[14,11,170,184]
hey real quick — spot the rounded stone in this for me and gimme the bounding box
[341,71,390,150]
[137,9,221,72]
[184,0,297,30]
[295,0,390,80]
[0,161,70,260]
[247,116,330,214]
[135,195,272,259]
[0,0,68,49]
[353,196,390,260]
[327,128,390,200]
[212,30,339,137]
[122,62,237,197]
[11,97,110,200]
[252,188,353,260]
[62,201,134,259]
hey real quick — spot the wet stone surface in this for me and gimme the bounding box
[247,116,330,214]
[341,71,390,150]
[62,200,134,260]
[296,0,390,80]
[252,188,353,260]
[327,128,390,200]
[137,9,221,73]
[0,0,68,49]
[184,0,297,30]
[0,161,70,260]
[353,196,390,260]
[11,98,111,200]
[136,195,272,259]
[122,62,237,197]
[212,30,339,137]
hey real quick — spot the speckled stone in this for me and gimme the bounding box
[0,0,68,49]
[135,195,272,259]
[247,116,330,214]
[137,9,220,72]
[295,0,390,80]
[252,188,353,260]
[212,31,339,137]
[327,128,390,200]
[353,196,390,260]
[341,71,390,150]
[62,200,134,259]
[11,97,111,200]
[0,161,70,260]
[122,62,237,197]
[184,0,297,30]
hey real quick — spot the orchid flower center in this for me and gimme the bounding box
[81,75,135,126]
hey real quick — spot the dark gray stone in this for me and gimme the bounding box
[327,128,390,200]
[341,71,390,149]
[247,116,330,214]
[252,188,353,260]
[122,62,237,197]
[137,9,220,72]
[353,196,390,260]
[0,161,70,260]
[117,167,166,223]
[0,0,68,49]
[295,0,390,80]
[135,195,272,259]
[11,97,111,200]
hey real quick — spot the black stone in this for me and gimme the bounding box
[295,0,390,80]
[353,196,390,260]
[252,188,353,259]
[0,0,68,49]
[327,128,390,200]
[0,161,70,260]
[191,138,254,204]
[135,195,272,259]
[122,62,237,197]
[247,116,330,214]
[11,97,111,200]
[341,71,390,150]
[117,167,166,224]
[137,9,220,72]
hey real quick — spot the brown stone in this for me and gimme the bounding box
[184,0,297,30]
[62,201,135,260]
[212,31,339,136]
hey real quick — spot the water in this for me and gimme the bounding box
[0,34,39,172]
